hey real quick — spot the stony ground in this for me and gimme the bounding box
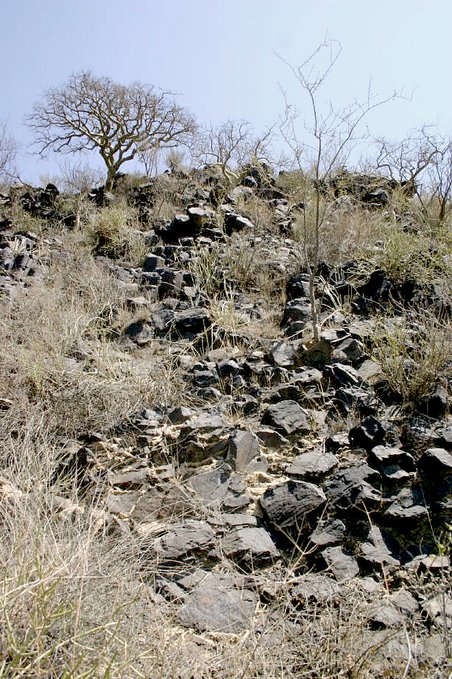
[0,166,451,677]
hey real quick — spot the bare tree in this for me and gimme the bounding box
[375,128,452,224]
[0,121,17,184]
[374,128,438,195]
[279,41,398,341]
[26,71,196,191]
[422,135,452,224]
[193,119,274,180]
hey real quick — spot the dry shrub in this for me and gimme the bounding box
[86,202,146,263]
[371,313,451,407]
[0,236,162,439]
[356,221,452,287]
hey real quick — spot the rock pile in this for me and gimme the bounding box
[0,166,450,670]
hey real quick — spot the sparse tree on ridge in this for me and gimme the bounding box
[194,119,274,180]
[0,121,17,184]
[279,41,398,342]
[26,71,196,191]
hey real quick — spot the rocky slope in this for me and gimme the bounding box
[0,166,451,676]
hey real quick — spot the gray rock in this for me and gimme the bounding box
[167,406,195,424]
[143,253,165,272]
[173,307,211,336]
[325,464,381,511]
[185,464,231,507]
[332,337,367,364]
[192,367,219,388]
[367,602,406,628]
[227,430,261,472]
[422,592,452,630]
[178,576,257,632]
[151,521,215,561]
[370,445,415,471]
[216,358,242,378]
[269,341,298,368]
[290,573,341,604]
[417,387,449,419]
[360,526,399,567]
[255,427,290,449]
[260,480,326,531]
[349,416,385,450]
[220,527,280,566]
[224,213,255,236]
[286,450,338,480]
[356,359,383,383]
[419,447,452,476]
[309,519,346,546]
[261,400,310,436]
[384,486,429,523]
[208,514,257,528]
[322,546,360,581]
[122,319,154,345]
[158,269,184,298]
[324,363,361,387]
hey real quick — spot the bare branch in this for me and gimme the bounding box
[0,121,17,184]
[25,71,197,190]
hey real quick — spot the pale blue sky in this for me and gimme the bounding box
[2,0,451,183]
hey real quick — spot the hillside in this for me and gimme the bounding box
[0,164,451,677]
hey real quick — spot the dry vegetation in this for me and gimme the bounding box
[0,168,451,678]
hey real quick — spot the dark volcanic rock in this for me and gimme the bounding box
[151,521,216,561]
[261,400,311,436]
[286,450,338,480]
[260,480,326,531]
[324,464,381,511]
[321,546,360,581]
[173,308,211,336]
[227,430,261,472]
[178,573,257,632]
[220,527,280,566]
[309,519,346,546]
[349,416,386,450]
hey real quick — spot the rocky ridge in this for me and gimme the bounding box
[0,166,451,674]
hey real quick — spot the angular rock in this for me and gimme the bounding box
[227,430,261,472]
[332,337,367,365]
[309,519,346,546]
[255,427,290,449]
[220,527,280,566]
[173,307,211,336]
[185,464,231,507]
[367,602,407,629]
[123,319,154,345]
[383,486,430,523]
[325,464,381,511]
[421,593,452,630]
[370,445,415,469]
[324,363,361,388]
[269,341,298,368]
[260,480,326,531]
[261,400,311,436]
[349,416,386,450]
[290,573,341,604]
[143,253,165,272]
[158,269,184,298]
[322,546,360,581]
[178,576,257,632]
[419,447,452,477]
[151,521,215,561]
[360,526,399,567]
[417,387,449,419]
[224,213,254,236]
[286,450,338,480]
